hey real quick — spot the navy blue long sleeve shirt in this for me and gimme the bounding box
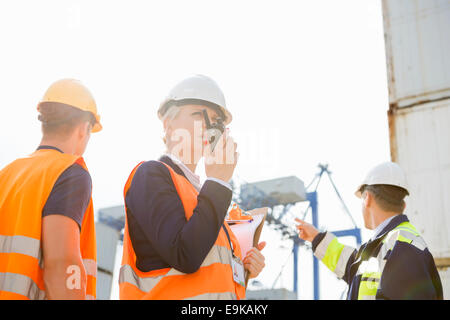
[124,155,232,274]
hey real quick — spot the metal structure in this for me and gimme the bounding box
[95,206,126,299]
[382,0,450,296]
[237,164,361,300]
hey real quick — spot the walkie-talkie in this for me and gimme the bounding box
[202,109,225,152]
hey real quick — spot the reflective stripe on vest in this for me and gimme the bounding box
[0,234,45,300]
[382,222,427,252]
[0,149,97,300]
[119,161,246,300]
[119,244,233,292]
[83,259,97,277]
[356,221,428,300]
[0,272,46,300]
[356,256,382,300]
[0,235,41,259]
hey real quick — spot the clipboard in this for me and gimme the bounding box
[245,207,268,285]
[246,207,268,249]
[227,206,268,286]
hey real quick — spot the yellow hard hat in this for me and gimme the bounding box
[37,79,102,133]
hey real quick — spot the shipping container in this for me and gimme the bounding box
[382,0,450,108]
[389,99,450,257]
[382,0,450,298]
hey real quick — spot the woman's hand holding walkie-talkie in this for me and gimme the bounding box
[204,128,239,183]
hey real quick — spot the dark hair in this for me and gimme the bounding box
[360,184,408,213]
[38,102,96,137]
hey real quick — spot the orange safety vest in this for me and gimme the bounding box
[119,161,246,300]
[0,149,97,300]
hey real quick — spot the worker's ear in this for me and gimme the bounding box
[163,117,171,131]
[85,121,93,136]
[74,122,91,143]
[163,117,177,147]
[79,121,91,137]
[363,191,371,208]
[163,118,171,137]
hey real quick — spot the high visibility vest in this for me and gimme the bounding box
[315,221,428,300]
[119,161,246,300]
[0,149,97,300]
[356,221,427,300]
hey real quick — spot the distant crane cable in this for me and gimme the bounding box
[233,165,358,294]
[234,165,357,238]
[302,164,358,228]
[325,169,358,228]
[270,246,294,289]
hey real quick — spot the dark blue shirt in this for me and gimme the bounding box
[124,156,232,273]
[39,146,92,230]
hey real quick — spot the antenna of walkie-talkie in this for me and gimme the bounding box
[202,109,225,152]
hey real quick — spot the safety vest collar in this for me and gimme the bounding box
[372,214,410,242]
[158,155,189,182]
[36,145,64,153]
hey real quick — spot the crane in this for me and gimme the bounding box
[234,163,361,299]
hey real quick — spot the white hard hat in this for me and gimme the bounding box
[158,74,232,125]
[355,162,409,198]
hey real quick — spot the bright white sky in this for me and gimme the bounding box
[0,0,391,299]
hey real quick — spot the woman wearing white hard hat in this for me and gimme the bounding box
[296,161,443,300]
[119,75,266,300]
